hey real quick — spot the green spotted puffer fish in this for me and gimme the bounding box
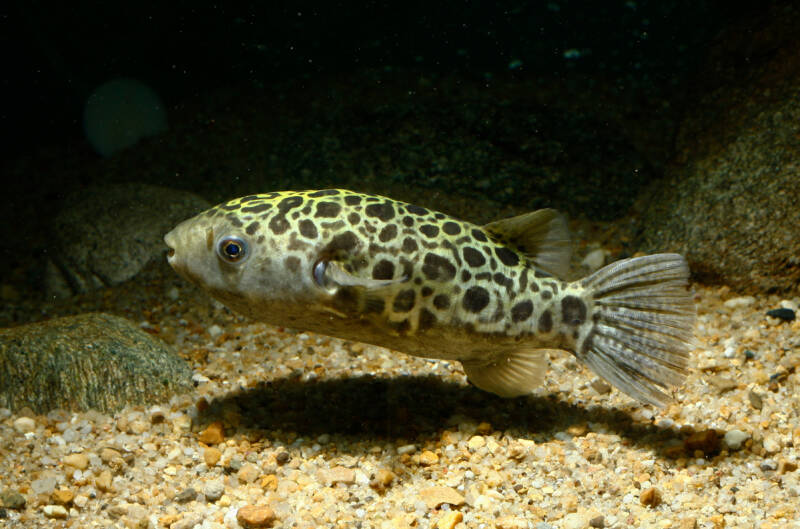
[164,189,695,406]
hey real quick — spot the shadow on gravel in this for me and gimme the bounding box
[201,374,701,459]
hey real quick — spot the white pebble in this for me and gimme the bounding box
[724,429,749,450]
[396,444,417,455]
[204,479,225,502]
[724,296,756,308]
[13,416,36,433]
[207,324,223,337]
[581,248,609,272]
[563,512,588,529]
[780,299,799,311]
[763,435,782,454]
[42,505,68,519]
[166,287,180,300]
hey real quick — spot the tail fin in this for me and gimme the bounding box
[578,253,695,407]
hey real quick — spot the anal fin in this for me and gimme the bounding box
[461,349,549,398]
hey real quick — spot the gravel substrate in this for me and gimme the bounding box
[1,279,799,528]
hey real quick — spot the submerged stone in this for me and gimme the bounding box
[0,312,192,414]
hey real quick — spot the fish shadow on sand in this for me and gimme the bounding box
[200,374,716,460]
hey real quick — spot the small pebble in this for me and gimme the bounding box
[724,296,756,308]
[760,460,778,471]
[42,504,68,519]
[708,375,737,393]
[275,451,291,465]
[467,435,485,450]
[589,515,605,528]
[640,487,661,507]
[766,308,795,321]
[204,480,225,502]
[435,511,463,529]
[748,390,763,410]
[51,488,74,505]
[419,450,439,465]
[0,490,26,510]
[562,513,589,529]
[497,515,529,529]
[236,505,276,528]
[322,466,355,486]
[723,430,749,451]
[238,463,261,483]
[779,460,798,474]
[204,447,222,466]
[419,486,465,509]
[175,487,197,503]
[198,422,225,445]
[397,444,417,455]
[12,417,36,434]
[591,378,612,395]
[95,470,113,492]
[370,468,396,491]
[63,453,90,470]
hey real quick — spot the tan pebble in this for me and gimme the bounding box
[467,435,485,450]
[198,422,225,445]
[640,487,661,507]
[708,375,737,393]
[260,474,278,491]
[63,453,90,470]
[436,511,463,529]
[476,422,493,434]
[159,513,181,527]
[204,447,222,466]
[566,423,589,437]
[42,505,68,519]
[591,378,612,395]
[496,515,528,529]
[779,460,798,474]
[95,470,113,492]
[748,391,763,410]
[323,466,355,485]
[237,463,260,483]
[677,518,697,529]
[12,417,36,433]
[99,448,121,463]
[51,488,74,505]
[391,513,417,529]
[236,505,276,528]
[370,468,396,491]
[419,486,465,509]
[419,450,439,465]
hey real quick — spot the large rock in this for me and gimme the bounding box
[0,313,193,413]
[44,183,210,299]
[636,11,800,293]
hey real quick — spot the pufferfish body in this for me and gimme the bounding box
[165,189,695,406]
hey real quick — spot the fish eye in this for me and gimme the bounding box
[216,236,248,263]
[312,260,327,287]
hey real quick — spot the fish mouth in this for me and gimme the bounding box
[164,229,179,267]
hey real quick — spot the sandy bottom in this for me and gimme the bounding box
[1,274,799,529]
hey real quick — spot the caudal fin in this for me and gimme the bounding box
[579,253,695,407]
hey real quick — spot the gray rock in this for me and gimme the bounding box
[635,27,800,293]
[0,313,192,414]
[45,183,210,299]
[0,489,26,510]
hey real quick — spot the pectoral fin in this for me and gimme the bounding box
[461,349,550,398]
[316,260,407,316]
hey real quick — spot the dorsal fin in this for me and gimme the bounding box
[483,209,571,278]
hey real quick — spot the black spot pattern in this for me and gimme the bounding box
[402,216,415,227]
[421,286,433,297]
[471,229,488,242]
[442,221,461,235]
[511,300,533,322]
[245,221,260,235]
[344,195,362,205]
[433,294,450,310]
[462,286,490,313]
[541,290,552,300]
[420,224,439,238]
[462,247,486,267]
[347,212,360,225]
[365,202,395,221]
[309,189,340,197]
[402,238,418,253]
[327,231,359,253]
[372,259,395,280]
[538,310,553,332]
[241,203,271,214]
[379,224,398,242]
[561,295,587,325]
[299,219,318,239]
[392,289,416,312]
[418,308,437,331]
[315,201,342,218]
[284,256,301,272]
[422,253,456,281]
[406,204,429,216]
[495,247,520,267]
